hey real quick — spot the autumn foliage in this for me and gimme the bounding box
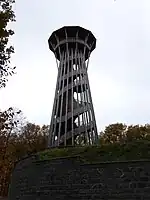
[0,107,49,197]
[99,123,150,144]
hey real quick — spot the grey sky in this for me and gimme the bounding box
[1,0,150,132]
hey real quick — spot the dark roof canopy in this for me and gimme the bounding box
[48,26,96,53]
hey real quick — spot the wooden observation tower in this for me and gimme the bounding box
[48,26,98,147]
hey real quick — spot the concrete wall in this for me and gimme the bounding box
[8,155,150,199]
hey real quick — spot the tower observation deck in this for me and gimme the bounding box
[48,26,98,147]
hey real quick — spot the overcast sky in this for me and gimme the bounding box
[0,0,150,131]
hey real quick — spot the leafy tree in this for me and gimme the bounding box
[99,123,150,144]
[144,124,150,140]
[99,123,127,144]
[0,114,49,197]
[0,107,24,197]
[125,124,150,142]
[0,107,23,158]
[18,123,42,155]
[0,0,16,88]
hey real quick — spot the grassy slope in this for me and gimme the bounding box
[37,140,150,163]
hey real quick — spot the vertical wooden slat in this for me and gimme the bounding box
[78,51,88,145]
[71,48,74,146]
[58,53,67,146]
[51,53,64,146]
[74,37,81,145]
[48,63,61,147]
[64,29,69,146]
[82,34,91,145]
[85,66,99,144]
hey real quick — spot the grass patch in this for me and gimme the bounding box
[37,140,150,163]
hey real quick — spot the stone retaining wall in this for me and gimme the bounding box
[8,155,150,199]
